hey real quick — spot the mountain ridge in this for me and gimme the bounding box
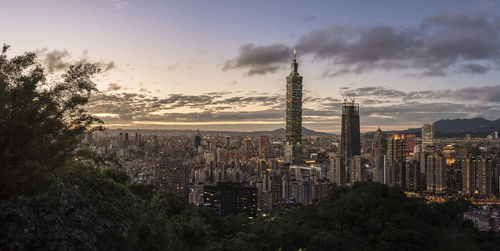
[365,117,500,138]
[107,126,331,136]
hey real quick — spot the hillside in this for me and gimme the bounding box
[365,118,500,138]
[108,126,331,137]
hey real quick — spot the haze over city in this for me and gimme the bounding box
[2,0,500,132]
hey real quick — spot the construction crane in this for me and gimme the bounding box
[340,90,348,103]
[339,90,355,103]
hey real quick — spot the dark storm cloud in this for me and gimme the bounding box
[342,84,500,103]
[456,85,500,102]
[226,12,500,77]
[223,43,292,75]
[300,12,500,76]
[462,64,488,74]
[36,48,116,73]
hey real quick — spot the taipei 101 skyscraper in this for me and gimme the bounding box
[284,49,303,165]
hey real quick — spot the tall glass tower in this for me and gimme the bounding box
[341,101,360,163]
[285,50,303,165]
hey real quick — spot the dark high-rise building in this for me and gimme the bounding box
[388,134,406,162]
[405,134,416,158]
[154,158,190,201]
[348,156,364,183]
[225,136,231,149]
[406,159,422,191]
[372,127,387,183]
[259,136,270,157]
[426,152,446,194]
[329,154,344,185]
[285,50,303,165]
[203,181,258,217]
[387,134,406,187]
[462,155,496,196]
[340,100,360,165]
[415,152,428,189]
[194,129,201,149]
[422,123,435,150]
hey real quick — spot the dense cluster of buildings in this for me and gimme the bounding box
[83,50,500,219]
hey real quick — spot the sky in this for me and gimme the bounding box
[2,0,500,133]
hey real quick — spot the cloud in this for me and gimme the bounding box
[37,49,70,73]
[462,64,488,74]
[223,43,292,75]
[88,91,287,124]
[106,83,123,91]
[226,12,500,77]
[103,61,116,71]
[88,83,500,131]
[36,48,116,73]
[342,84,500,103]
[456,84,500,102]
[329,84,500,129]
[299,12,500,76]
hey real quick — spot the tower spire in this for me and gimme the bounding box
[291,49,298,74]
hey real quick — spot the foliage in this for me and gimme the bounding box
[128,183,155,201]
[0,45,102,199]
[103,168,130,184]
[0,163,139,250]
[236,182,500,251]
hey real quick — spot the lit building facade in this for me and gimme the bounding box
[259,136,270,157]
[154,158,190,201]
[426,152,446,194]
[203,181,258,217]
[388,134,406,187]
[462,155,496,196]
[422,123,435,149]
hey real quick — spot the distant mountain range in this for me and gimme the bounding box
[108,118,499,138]
[366,118,500,138]
[107,126,331,137]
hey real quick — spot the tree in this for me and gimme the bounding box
[0,163,140,250]
[128,183,155,201]
[103,168,130,184]
[0,45,102,199]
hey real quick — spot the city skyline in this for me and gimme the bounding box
[2,0,500,132]
[3,1,500,249]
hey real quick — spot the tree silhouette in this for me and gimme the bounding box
[0,45,102,198]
